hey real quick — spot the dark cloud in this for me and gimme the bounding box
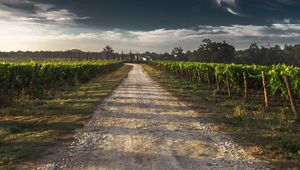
[0,0,37,14]
[0,0,89,24]
[1,0,300,52]
[1,0,300,29]
[277,0,300,5]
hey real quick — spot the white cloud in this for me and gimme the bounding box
[33,9,90,23]
[226,8,240,16]
[48,33,99,41]
[1,20,300,52]
[271,23,300,31]
[216,0,236,6]
[215,0,242,16]
[0,0,89,24]
[283,18,291,24]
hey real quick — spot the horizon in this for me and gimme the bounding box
[1,0,300,53]
[0,43,296,54]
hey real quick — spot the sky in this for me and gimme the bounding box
[1,0,300,53]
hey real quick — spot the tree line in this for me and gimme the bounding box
[167,39,300,66]
[0,46,139,61]
[1,40,300,66]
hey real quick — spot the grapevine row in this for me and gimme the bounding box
[0,61,123,100]
[153,61,300,120]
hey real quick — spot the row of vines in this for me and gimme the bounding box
[0,61,123,102]
[153,61,300,120]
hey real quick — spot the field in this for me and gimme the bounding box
[0,58,299,169]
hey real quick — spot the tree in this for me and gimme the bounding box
[129,50,134,61]
[171,47,186,61]
[121,51,125,60]
[185,50,193,61]
[161,53,173,60]
[103,45,114,60]
[236,44,287,65]
[193,39,235,63]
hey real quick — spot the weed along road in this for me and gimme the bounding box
[38,64,272,170]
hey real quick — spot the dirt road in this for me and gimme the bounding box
[38,64,271,170]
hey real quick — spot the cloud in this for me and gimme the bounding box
[254,0,300,11]
[216,0,237,6]
[214,0,243,16]
[1,18,300,52]
[215,0,300,16]
[0,0,89,24]
[283,18,291,24]
[277,0,300,5]
[0,0,300,52]
[32,9,90,23]
[226,8,240,16]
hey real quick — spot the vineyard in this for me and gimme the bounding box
[0,61,123,102]
[153,61,300,120]
[0,60,299,168]
[0,60,130,169]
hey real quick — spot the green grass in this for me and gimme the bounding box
[0,64,132,169]
[143,64,300,167]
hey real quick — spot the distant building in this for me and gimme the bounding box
[141,56,152,61]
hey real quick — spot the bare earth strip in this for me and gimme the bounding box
[38,64,273,170]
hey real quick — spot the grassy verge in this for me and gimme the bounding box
[0,64,132,169]
[143,64,300,168]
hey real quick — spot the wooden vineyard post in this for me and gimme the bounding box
[29,65,38,98]
[189,69,192,82]
[174,68,177,77]
[8,70,16,99]
[226,74,232,96]
[200,73,205,85]
[243,72,248,101]
[176,68,180,78]
[262,69,269,108]
[10,71,16,90]
[283,75,299,121]
[207,72,212,88]
[215,74,220,91]
[186,70,189,81]
[181,70,184,79]
[197,70,201,85]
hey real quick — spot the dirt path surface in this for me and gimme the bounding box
[38,64,272,170]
